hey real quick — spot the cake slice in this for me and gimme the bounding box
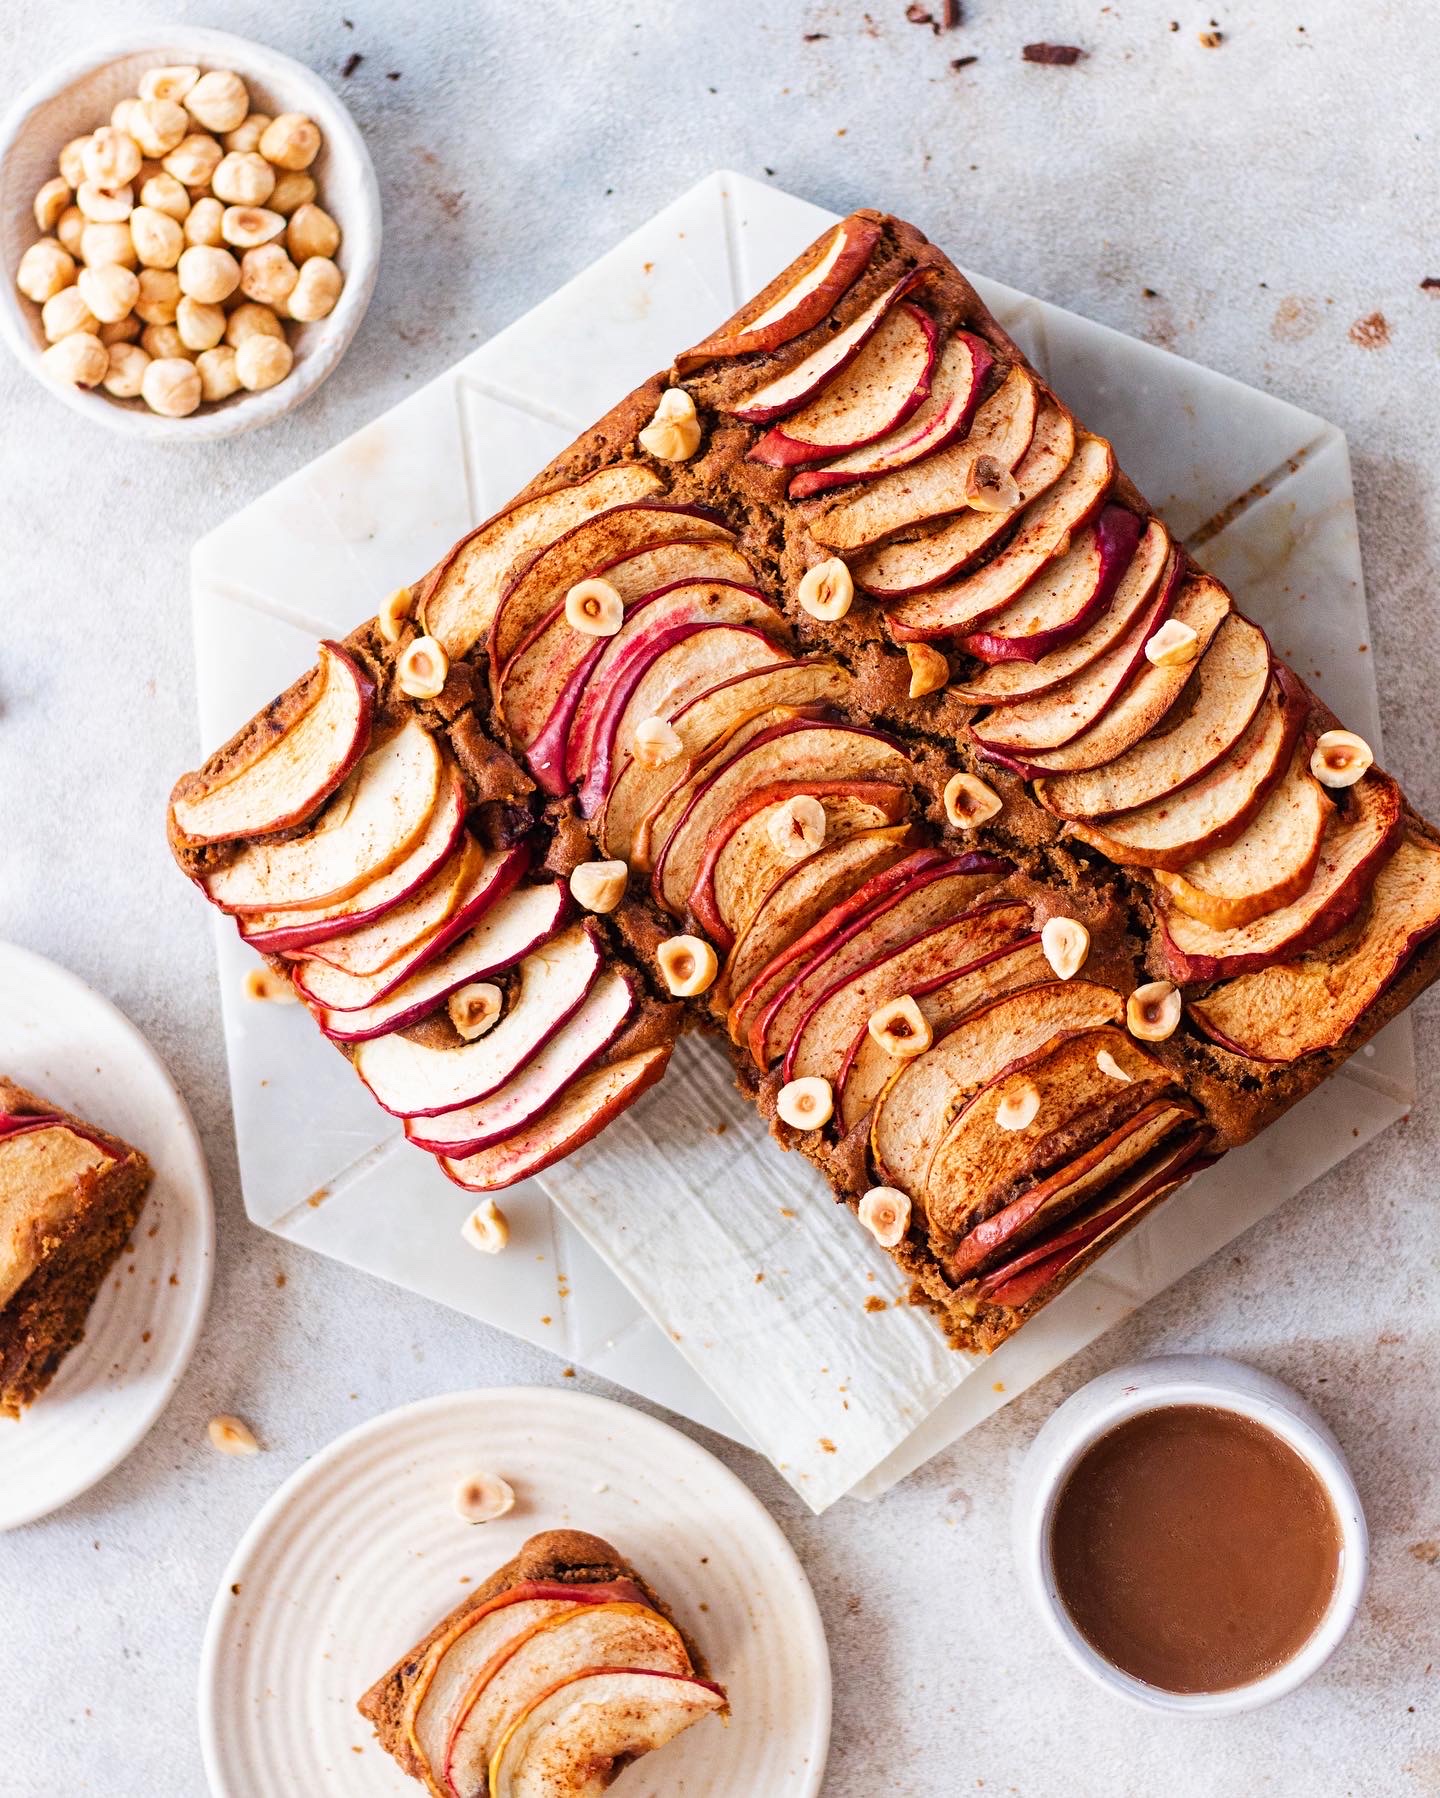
[0,1078,153,1419]
[358,1528,725,1796]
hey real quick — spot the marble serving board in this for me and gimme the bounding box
[192,171,1413,1509]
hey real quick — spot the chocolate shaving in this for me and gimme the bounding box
[341,51,364,77]
[951,54,978,68]
[944,0,963,24]
[1421,277,1440,293]
[906,3,937,26]
[1022,41,1086,64]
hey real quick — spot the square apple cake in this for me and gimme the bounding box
[168,209,1440,1356]
[0,1077,152,1417]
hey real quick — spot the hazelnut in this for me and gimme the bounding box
[224,113,273,154]
[797,556,855,622]
[77,262,139,324]
[632,715,683,768]
[267,170,317,216]
[135,267,181,324]
[995,1078,1041,1132]
[140,63,199,101]
[1127,980,1182,1042]
[76,181,134,224]
[41,286,98,341]
[638,386,702,460]
[139,170,192,220]
[243,965,297,1003]
[1041,916,1090,981]
[656,934,719,997]
[130,205,184,269]
[235,333,293,392]
[286,201,341,262]
[221,205,286,250]
[183,195,225,246]
[207,1414,261,1456]
[196,344,240,402]
[866,994,933,1059]
[858,1185,911,1249]
[99,314,141,345]
[569,860,629,914]
[285,255,343,322]
[395,634,448,699]
[964,452,1022,513]
[225,300,285,348]
[376,585,414,642]
[110,99,143,137]
[943,770,1003,829]
[80,220,137,269]
[239,242,299,307]
[16,240,75,303]
[1096,1047,1133,1083]
[178,244,241,303]
[177,294,226,351]
[142,355,202,417]
[260,112,323,171]
[1144,618,1199,668]
[185,70,251,135]
[33,176,71,233]
[448,982,504,1040]
[163,132,224,189]
[776,1074,834,1131]
[211,149,276,207]
[565,577,624,637]
[453,1468,516,1519]
[141,322,189,360]
[460,1203,510,1258]
[1311,728,1373,789]
[82,127,142,189]
[130,98,190,158]
[55,205,86,255]
[41,331,107,387]
[767,794,827,861]
[906,642,949,697]
[58,137,92,190]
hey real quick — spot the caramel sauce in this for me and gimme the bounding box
[1049,1404,1342,1693]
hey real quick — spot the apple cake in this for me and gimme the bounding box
[358,1527,725,1793]
[0,1077,152,1418]
[168,209,1440,1356]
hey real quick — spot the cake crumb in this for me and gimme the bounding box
[1348,311,1390,349]
[819,1437,837,1454]
[864,1295,888,1313]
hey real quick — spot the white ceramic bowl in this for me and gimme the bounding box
[1012,1355,1368,1715]
[0,26,380,441]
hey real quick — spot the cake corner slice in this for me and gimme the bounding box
[358,1526,726,1794]
[0,1076,153,1419]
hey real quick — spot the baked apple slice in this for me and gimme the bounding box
[1188,831,1440,1061]
[204,721,444,914]
[405,969,636,1157]
[748,301,938,464]
[486,1667,726,1797]
[1065,671,1306,871]
[311,883,569,1043]
[1160,771,1404,981]
[354,922,602,1116]
[301,835,488,978]
[806,364,1040,553]
[439,1044,673,1192]
[887,434,1117,641]
[958,506,1143,664]
[169,641,374,845]
[675,214,881,373]
[787,330,993,498]
[417,465,663,658]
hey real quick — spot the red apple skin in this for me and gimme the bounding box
[0,1116,119,1161]
[524,640,609,796]
[958,507,1143,665]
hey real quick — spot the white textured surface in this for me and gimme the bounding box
[2,2,1438,1793]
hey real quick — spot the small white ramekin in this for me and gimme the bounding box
[0,26,381,441]
[1012,1354,1368,1715]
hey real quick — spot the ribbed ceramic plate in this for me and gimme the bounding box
[0,942,214,1528]
[197,1387,831,1797]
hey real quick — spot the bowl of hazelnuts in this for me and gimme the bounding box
[0,26,380,439]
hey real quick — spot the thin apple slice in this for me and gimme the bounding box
[204,721,443,914]
[836,935,1050,1134]
[406,969,636,1156]
[290,843,531,1013]
[1161,772,1404,982]
[1188,832,1440,1061]
[652,719,915,916]
[887,435,1117,641]
[725,268,930,424]
[957,506,1142,664]
[807,365,1040,553]
[354,922,601,1116]
[301,835,486,977]
[784,899,1034,1085]
[418,465,664,660]
[0,1125,115,1295]
[439,1045,673,1193]
[170,642,374,845]
[311,883,569,1043]
[997,575,1231,776]
[1065,671,1306,871]
[443,1601,691,1795]
[489,502,733,670]
[845,394,1074,594]
[787,331,994,498]
[957,521,1172,705]
[676,214,881,372]
[868,980,1124,1195]
[972,553,1181,761]
[748,301,938,464]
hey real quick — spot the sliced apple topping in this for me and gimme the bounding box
[300,834,488,978]
[858,1185,911,1248]
[1040,916,1089,980]
[777,1075,833,1130]
[944,771,1002,829]
[656,934,718,997]
[958,506,1142,666]
[1311,728,1373,789]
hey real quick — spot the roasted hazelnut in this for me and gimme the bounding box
[41,331,107,386]
[196,344,240,402]
[395,634,448,699]
[33,176,71,233]
[858,1185,911,1248]
[906,642,949,697]
[964,451,1022,512]
[1096,1047,1133,1083]
[268,170,317,216]
[221,205,286,249]
[797,556,854,622]
[1144,618,1199,668]
[866,994,932,1059]
[286,201,341,262]
[569,860,629,914]
[211,149,276,207]
[1311,729,1373,790]
[565,577,624,637]
[139,65,200,104]
[177,294,226,351]
[776,1074,833,1131]
[139,170,192,220]
[80,220,138,268]
[260,112,323,170]
[164,132,224,188]
[141,322,189,361]
[224,113,273,154]
[767,794,827,861]
[453,1467,515,1517]
[638,386,701,460]
[207,1414,261,1456]
[55,205,86,256]
[448,982,503,1040]
[376,585,413,642]
[994,1078,1041,1132]
[239,242,299,307]
[225,300,285,348]
[184,70,251,135]
[16,240,75,303]
[632,715,683,768]
[135,267,181,324]
[234,333,293,392]
[76,181,134,224]
[58,137,92,190]
[285,255,343,322]
[41,285,98,341]
[141,355,202,417]
[656,934,718,997]
[130,98,190,159]
[82,126,142,188]
[943,770,1003,829]
[1127,980,1182,1042]
[183,196,225,246]
[1041,916,1090,980]
[178,244,241,303]
[130,205,184,269]
[102,341,149,398]
[77,261,139,324]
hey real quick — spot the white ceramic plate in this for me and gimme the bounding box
[198,1386,831,1797]
[0,942,214,1529]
